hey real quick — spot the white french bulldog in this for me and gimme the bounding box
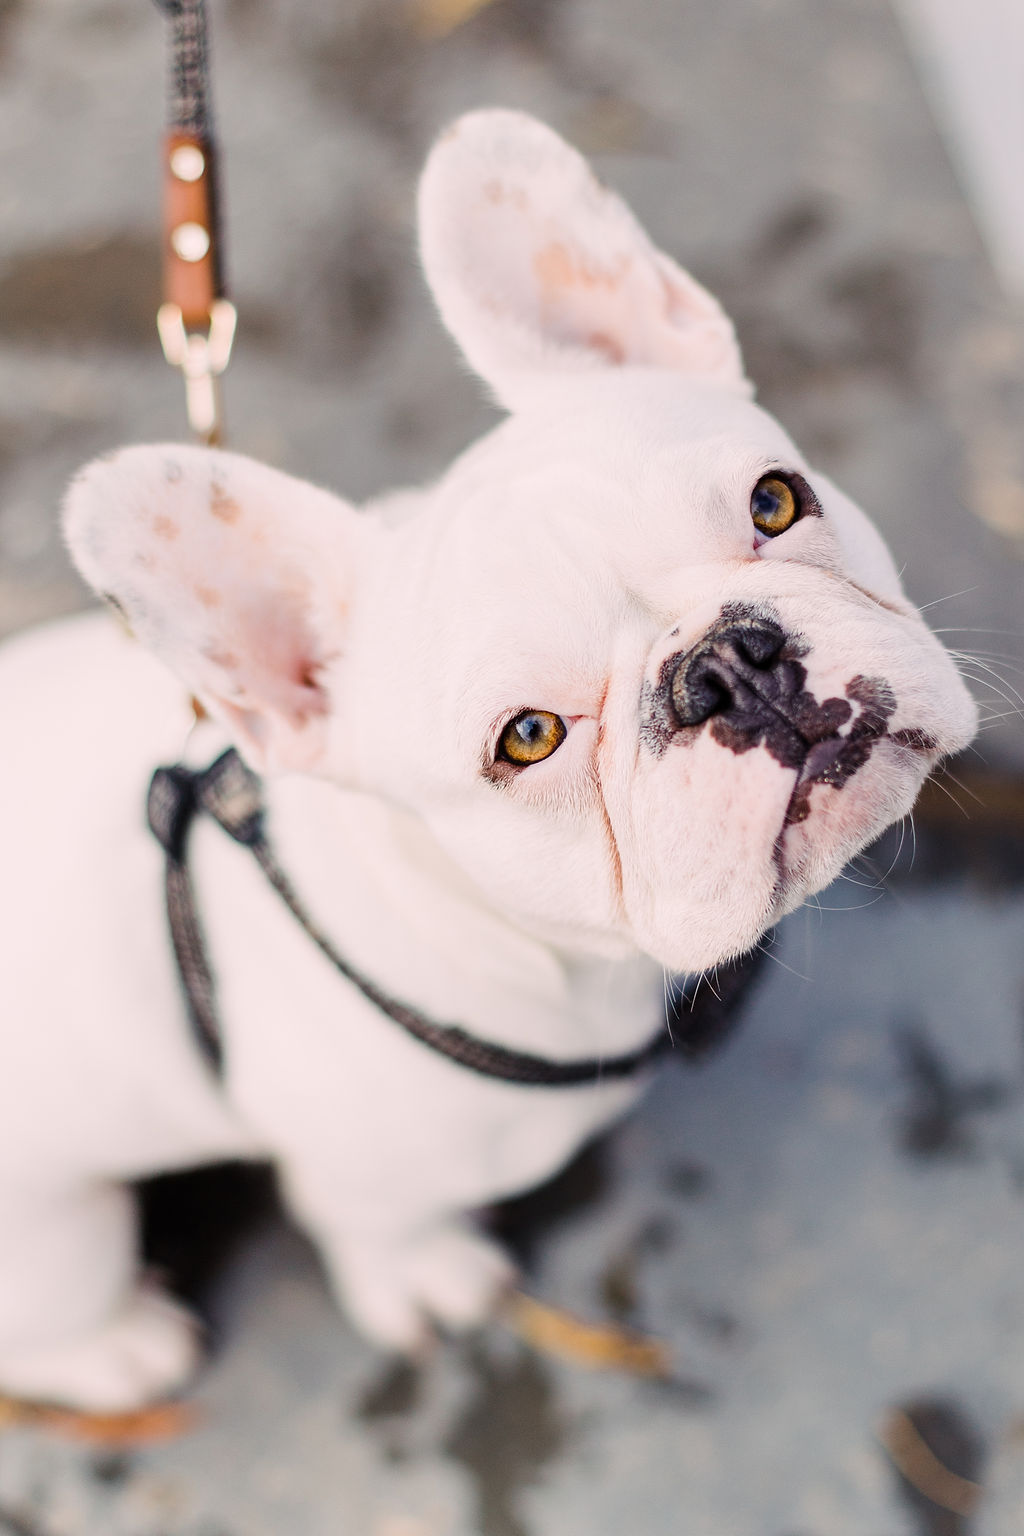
[0,110,976,1410]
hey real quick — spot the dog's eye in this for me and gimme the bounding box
[751,473,801,536]
[498,710,567,766]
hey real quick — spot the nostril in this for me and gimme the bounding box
[666,619,789,732]
[734,622,786,669]
[671,655,734,728]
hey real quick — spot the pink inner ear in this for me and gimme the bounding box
[531,239,634,362]
[418,110,750,403]
[228,587,330,729]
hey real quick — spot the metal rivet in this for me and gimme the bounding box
[171,222,211,262]
[170,144,206,182]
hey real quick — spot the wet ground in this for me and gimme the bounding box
[2,0,1024,1532]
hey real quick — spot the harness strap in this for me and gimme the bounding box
[147,759,227,1071]
[146,751,678,1087]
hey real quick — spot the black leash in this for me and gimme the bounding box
[147,750,691,1087]
[151,0,214,137]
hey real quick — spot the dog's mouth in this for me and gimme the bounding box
[782,683,936,828]
[683,660,932,864]
[787,673,936,817]
[770,699,938,910]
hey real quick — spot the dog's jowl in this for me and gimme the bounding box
[0,111,976,1409]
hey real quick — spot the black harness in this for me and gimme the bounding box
[147,750,762,1085]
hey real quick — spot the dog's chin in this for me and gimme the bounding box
[633,740,933,974]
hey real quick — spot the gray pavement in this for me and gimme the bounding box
[2,0,1024,1533]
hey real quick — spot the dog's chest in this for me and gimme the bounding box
[173,758,664,1192]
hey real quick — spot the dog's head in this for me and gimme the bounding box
[65,111,976,971]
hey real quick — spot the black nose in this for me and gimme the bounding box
[670,617,788,729]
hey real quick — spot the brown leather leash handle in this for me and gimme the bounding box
[163,131,222,328]
[151,0,236,445]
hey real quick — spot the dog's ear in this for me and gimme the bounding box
[64,445,366,775]
[418,109,748,410]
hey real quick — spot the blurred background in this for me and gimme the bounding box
[1,0,1024,1532]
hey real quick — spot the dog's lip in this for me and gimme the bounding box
[787,722,937,802]
[772,726,938,904]
[795,734,847,786]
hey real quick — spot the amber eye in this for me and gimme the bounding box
[498,710,567,766]
[751,473,800,536]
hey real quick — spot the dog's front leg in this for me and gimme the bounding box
[280,1166,516,1353]
[0,1180,199,1409]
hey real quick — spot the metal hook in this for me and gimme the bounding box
[157,298,237,446]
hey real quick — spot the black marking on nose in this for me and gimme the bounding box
[665,609,854,769]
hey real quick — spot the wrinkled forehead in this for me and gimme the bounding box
[428,370,805,591]
[403,373,807,709]
[414,496,625,715]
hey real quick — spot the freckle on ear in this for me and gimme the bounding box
[195,586,221,608]
[152,514,179,541]
[210,480,242,523]
[586,331,625,364]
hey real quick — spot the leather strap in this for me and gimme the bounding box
[150,0,234,443]
[151,0,223,327]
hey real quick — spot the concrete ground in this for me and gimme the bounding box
[2,0,1024,1532]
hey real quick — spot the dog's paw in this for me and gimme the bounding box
[0,1286,201,1411]
[336,1221,516,1353]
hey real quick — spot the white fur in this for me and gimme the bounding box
[0,110,976,1407]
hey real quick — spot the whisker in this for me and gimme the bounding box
[834,868,884,889]
[952,662,1024,702]
[702,967,724,1005]
[975,709,1024,725]
[661,967,676,1046]
[687,970,708,1014]
[854,834,912,903]
[878,815,908,884]
[930,626,1024,640]
[948,649,1024,703]
[949,660,1024,720]
[754,938,811,982]
[974,718,1024,735]
[933,764,985,808]
[915,585,980,612]
[922,772,971,818]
